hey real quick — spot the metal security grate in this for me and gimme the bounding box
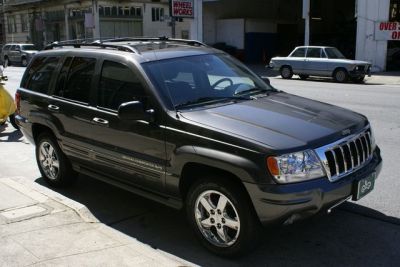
[315,128,374,182]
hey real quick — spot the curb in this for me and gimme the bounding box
[1,177,99,223]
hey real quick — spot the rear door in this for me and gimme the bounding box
[49,55,100,167]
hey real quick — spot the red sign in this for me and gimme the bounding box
[171,0,194,18]
[375,21,400,41]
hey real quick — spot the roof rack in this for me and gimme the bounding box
[44,36,207,54]
[99,36,208,47]
[44,42,139,54]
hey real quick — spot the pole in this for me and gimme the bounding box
[303,0,310,46]
[171,18,176,38]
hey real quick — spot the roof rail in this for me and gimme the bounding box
[99,36,207,47]
[44,42,139,54]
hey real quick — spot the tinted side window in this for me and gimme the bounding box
[54,57,96,103]
[21,56,60,94]
[55,57,72,93]
[290,48,306,57]
[306,48,322,58]
[98,61,146,110]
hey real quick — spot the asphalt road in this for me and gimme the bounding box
[1,67,399,266]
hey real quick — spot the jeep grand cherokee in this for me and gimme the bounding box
[15,38,382,256]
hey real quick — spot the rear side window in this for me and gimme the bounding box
[21,56,60,94]
[54,57,96,103]
[290,48,306,57]
[98,61,146,110]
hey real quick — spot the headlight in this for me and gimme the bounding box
[267,150,325,183]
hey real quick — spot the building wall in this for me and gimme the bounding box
[356,0,391,71]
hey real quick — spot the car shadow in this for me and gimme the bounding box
[35,175,400,266]
[0,126,23,142]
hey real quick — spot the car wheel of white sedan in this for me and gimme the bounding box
[280,66,293,79]
[333,68,348,83]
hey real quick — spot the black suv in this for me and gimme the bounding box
[16,38,382,256]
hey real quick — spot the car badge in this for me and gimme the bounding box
[341,129,351,136]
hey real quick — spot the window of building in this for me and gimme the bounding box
[55,57,96,103]
[390,0,400,21]
[152,7,164,21]
[7,15,17,33]
[20,14,29,32]
[22,57,60,94]
[98,61,146,110]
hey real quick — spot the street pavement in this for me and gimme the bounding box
[1,66,400,266]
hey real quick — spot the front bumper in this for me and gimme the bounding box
[245,147,382,226]
[349,65,372,78]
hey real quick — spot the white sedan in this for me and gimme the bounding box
[269,46,371,83]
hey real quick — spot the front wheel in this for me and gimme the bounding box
[333,69,348,83]
[36,132,76,187]
[280,66,293,79]
[186,178,261,256]
[21,57,28,67]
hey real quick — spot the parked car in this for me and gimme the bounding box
[16,38,382,256]
[269,46,371,83]
[1,43,38,67]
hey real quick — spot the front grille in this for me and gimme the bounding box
[315,128,373,182]
[357,65,366,71]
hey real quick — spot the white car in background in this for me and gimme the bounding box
[269,46,371,83]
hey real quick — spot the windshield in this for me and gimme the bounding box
[143,54,274,109]
[21,45,37,50]
[324,48,346,59]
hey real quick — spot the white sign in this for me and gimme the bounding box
[170,0,194,18]
[375,21,400,41]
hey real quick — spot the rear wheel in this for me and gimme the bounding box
[8,113,19,130]
[186,178,261,256]
[333,68,348,83]
[280,66,293,79]
[36,132,76,187]
[299,74,309,80]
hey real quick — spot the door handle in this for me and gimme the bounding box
[48,104,60,112]
[92,117,109,126]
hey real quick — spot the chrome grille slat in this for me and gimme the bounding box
[315,127,374,182]
[339,146,347,172]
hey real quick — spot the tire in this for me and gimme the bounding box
[333,68,348,83]
[8,113,19,130]
[3,57,9,67]
[280,66,293,79]
[21,57,28,67]
[299,74,309,80]
[186,178,261,256]
[36,132,76,187]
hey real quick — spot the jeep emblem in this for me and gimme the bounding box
[341,129,351,136]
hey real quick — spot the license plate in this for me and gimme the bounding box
[354,172,376,200]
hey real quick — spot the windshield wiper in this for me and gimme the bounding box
[175,96,250,109]
[234,87,270,96]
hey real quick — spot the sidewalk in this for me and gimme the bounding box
[0,176,195,266]
[247,64,400,85]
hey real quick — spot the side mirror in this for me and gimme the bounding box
[118,101,154,121]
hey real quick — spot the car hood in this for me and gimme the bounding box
[180,92,367,151]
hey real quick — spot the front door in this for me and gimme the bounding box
[303,47,327,76]
[89,59,166,191]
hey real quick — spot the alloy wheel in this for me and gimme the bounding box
[38,141,60,180]
[194,190,241,247]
